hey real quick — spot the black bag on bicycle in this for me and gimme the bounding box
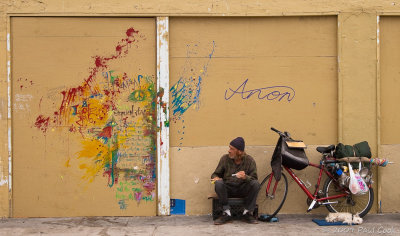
[271,136,309,181]
[281,137,309,170]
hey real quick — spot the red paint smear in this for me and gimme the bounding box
[98,126,112,138]
[143,129,152,136]
[39,96,43,109]
[126,28,139,37]
[89,27,139,73]
[92,27,138,74]
[103,169,119,186]
[69,125,76,132]
[103,89,110,96]
[102,170,112,185]
[122,72,129,81]
[34,115,50,133]
[122,116,128,126]
[58,86,85,124]
[114,174,119,185]
[94,56,107,68]
[159,121,164,146]
[58,27,140,110]
[35,27,141,134]
[77,27,139,97]
[116,45,122,53]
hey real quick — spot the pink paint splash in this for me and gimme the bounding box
[143,182,155,193]
[135,192,142,203]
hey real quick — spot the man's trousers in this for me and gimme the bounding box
[214,179,260,211]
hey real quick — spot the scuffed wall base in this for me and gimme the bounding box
[0,185,9,217]
[380,145,400,213]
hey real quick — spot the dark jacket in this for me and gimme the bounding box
[211,153,258,185]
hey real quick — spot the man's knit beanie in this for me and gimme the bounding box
[230,137,245,151]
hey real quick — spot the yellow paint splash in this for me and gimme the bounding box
[77,138,115,183]
[64,158,71,168]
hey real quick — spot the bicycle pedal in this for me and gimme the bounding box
[307,199,317,212]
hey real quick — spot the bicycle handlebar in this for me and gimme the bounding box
[270,127,289,138]
[270,127,280,133]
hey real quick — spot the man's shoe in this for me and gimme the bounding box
[243,212,258,224]
[214,212,232,225]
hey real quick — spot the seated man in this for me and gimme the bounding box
[211,137,260,225]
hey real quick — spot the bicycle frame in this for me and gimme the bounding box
[266,162,348,203]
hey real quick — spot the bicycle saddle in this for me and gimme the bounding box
[316,145,335,154]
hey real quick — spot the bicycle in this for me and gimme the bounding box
[257,127,374,221]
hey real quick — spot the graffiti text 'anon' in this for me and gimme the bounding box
[224,78,295,102]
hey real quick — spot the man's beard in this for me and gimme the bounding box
[229,152,241,159]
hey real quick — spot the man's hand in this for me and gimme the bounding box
[235,171,246,179]
[211,177,221,182]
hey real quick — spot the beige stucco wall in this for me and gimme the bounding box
[1,0,400,217]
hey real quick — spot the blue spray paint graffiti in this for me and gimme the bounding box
[170,41,215,116]
[170,41,216,150]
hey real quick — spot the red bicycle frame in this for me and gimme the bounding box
[266,161,348,203]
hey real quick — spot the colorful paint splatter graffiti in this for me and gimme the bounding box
[170,41,215,149]
[34,28,157,209]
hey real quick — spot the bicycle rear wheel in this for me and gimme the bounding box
[323,177,373,217]
[257,172,288,220]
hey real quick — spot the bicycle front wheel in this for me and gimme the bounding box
[257,172,288,220]
[323,177,374,217]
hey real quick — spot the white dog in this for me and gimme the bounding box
[325,212,363,225]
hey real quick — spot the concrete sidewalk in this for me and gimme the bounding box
[0,213,399,236]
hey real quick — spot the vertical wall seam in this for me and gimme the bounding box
[156,16,170,216]
[337,14,343,142]
[6,15,12,218]
[376,14,382,213]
